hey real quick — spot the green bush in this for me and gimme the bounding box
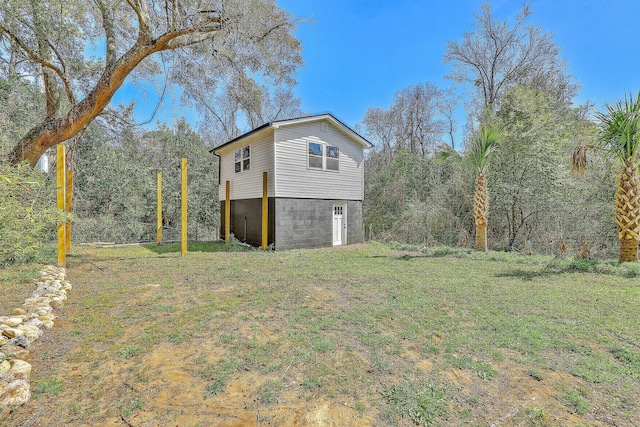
[0,162,67,266]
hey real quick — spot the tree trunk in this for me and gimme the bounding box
[474,172,489,251]
[475,220,487,252]
[7,37,168,167]
[619,237,639,263]
[615,158,640,262]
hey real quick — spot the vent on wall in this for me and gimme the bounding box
[321,123,328,132]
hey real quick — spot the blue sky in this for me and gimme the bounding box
[275,0,640,129]
[114,1,640,140]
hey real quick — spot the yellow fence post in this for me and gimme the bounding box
[181,158,187,257]
[262,172,268,250]
[157,172,162,245]
[56,145,66,267]
[225,180,230,243]
[65,169,73,253]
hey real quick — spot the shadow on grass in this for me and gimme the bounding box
[495,268,551,281]
[496,258,640,280]
[142,241,253,254]
[496,261,597,281]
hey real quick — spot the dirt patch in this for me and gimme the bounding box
[4,245,639,426]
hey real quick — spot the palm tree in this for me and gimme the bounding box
[469,124,502,251]
[571,92,640,262]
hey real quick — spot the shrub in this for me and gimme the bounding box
[0,162,67,266]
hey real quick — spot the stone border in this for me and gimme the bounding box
[0,265,71,417]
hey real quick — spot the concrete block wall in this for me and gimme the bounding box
[220,198,364,250]
[274,198,363,250]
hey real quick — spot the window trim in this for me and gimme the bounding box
[307,141,339,172]
[234,145,250,173]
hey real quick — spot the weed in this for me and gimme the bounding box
[421,342,440,356]
[459,408,472,419]
[256,379,283,405]
[570,350,617,383]
[118,345,140,359]
[168,331,187,343]
[382,380,449,426]
[610,346,640,377]
[139,332,157,344]
[219,333,238,344]
[206,378,227,396]
[561,387,590,415]
[120,399,143,417]
[34,375,63,396]
[0,354,15,362]
[203,358,242,396]
[312,338,335,353]
[302,376,321,391]
[528,407,548,423]
[512,407,550,426]
[448,355,497,379]
[528,369,546,381]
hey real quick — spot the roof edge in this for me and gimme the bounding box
[210,113,373,153]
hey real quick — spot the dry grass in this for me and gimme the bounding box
[3,242,640,426]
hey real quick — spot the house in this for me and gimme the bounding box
[211,114,372,250]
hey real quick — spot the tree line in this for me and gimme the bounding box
[359,2,635,262]
[1,1,638,263]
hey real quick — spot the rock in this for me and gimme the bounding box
[4,318,22,328]
[8,360,31,380]
[6,336,30,349]
[0,379,31,406]
[0,403,9,421]
[10,309,26,316]
[24,318,43,328]
[0,345,29,360]
[49,298,64,309]
[1,329,23,339]
[36,307,53,316]
[41,320,54,329]
[0,337,7,347]
[37,313,55,321]
[17,325,41,342]
[0,361,10,373]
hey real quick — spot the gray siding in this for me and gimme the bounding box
[217,128,275,201]
[274,120,365,201]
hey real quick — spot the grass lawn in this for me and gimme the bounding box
[2,242,640,426]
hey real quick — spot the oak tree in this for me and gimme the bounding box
[0,0,302,166]
[443,1,576,113]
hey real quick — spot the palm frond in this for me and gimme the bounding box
[596,91,640,162]
[569,144,594,176]
[469,124,503,173]
[434,143,460,165]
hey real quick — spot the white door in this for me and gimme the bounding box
[333,205,345,246]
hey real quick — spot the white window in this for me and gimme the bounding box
[326,146,339,171]
[308,142,323,169]
[308,141,339,171]
[234,145,250,173]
